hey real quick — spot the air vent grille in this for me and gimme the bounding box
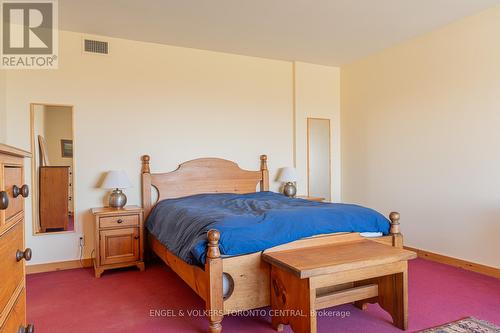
[84,39,108,54]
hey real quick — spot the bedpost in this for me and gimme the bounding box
[141,155,152,219]
[389,212,403,248]
[260,154,269,191]
[141,154,150,174]
[206,229,223,333]
[141,155,153,262]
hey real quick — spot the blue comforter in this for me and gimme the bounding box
[146,191,390,265]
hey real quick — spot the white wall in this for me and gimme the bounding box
[0,70,6,142]
[341,6,500,267]
[294,62,341,202]
[4,31,340,265]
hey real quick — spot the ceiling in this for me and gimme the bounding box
[59,0,500,66]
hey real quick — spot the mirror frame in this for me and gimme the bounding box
[306,117,332,200]
[30,103,76,236]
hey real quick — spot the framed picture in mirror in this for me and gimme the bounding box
[61,139,73,158]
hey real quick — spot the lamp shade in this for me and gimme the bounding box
[278,167,298,182]
[101,170,131,189]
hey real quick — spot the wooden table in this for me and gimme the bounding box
[262,239,417,333]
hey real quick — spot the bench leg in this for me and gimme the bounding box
[270,266,317,333]
[377,263,408,330]
[354,278,378,310]
[354,301,368,310]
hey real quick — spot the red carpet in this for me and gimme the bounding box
[27,258,500,333]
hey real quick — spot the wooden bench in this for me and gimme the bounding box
[262,239,417,333]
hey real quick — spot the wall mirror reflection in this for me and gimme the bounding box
[30,103,75,234]
[307,118,331,201]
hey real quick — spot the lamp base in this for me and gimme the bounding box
[109,189,127,208]
[283,182,297,198]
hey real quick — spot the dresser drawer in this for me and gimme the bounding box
[1,288,26,333]
[0,220,24,315]
[2,166,24,223]
[99,214,139,229]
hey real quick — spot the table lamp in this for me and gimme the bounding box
[101,170,131,208]
[278,167,298,197]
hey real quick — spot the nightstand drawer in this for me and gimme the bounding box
[99,214,139,229]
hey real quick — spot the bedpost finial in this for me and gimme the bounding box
[260,154,268,171]
[207,229,221,259]
[141,155,151,174]
[389,211,400,235]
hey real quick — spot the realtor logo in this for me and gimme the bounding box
[1,0,58,69]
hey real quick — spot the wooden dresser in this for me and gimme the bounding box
[39,166,70,232]
[0,144,33,333]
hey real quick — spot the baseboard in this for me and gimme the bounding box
[404,246,500,279]
[26,258,93,275]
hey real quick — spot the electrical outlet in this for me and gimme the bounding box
[79,236,85,247]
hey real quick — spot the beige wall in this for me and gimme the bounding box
[308,118,331,201]
[4,31,339,265]
[294,62,341,202]
[0,70,5,142]
[341,6,500,267]
[44,106,73,167]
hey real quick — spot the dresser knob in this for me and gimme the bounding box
[18,324,34,333]
[117,219,123,224]
[21,184,29,198]
[16,248,32,262]
[12,185,29,198]
[134,235,139,240]
[0,191,8,210]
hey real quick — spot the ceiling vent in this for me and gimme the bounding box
[83,39,109,55]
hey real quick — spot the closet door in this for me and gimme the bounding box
[307,118,331,201]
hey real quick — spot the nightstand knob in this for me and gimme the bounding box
[134,235,139,240]
[18,324,34,333]
[16,248,32,262]
[117,219,123,224]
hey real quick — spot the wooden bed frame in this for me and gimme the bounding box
[141,154,403,333]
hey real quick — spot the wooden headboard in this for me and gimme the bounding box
[141,155,269,219]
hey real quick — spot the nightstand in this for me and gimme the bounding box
[296,195,325,202]
[91,205,145,278]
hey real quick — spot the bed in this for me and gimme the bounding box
[141,154,403,333]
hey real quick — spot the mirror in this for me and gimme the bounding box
[307,118,331,201]
[30,103,75,234]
